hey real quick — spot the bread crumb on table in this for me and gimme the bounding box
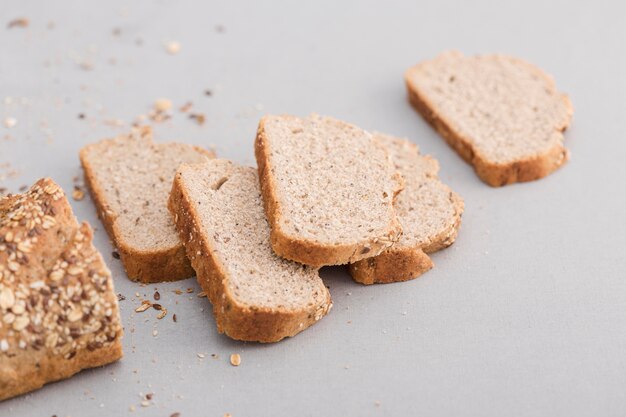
[230,353,241,366]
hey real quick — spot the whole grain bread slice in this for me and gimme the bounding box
[349,134,464,284]
[79,127,214,283]
[255,114,404,267]
[168,159,332,343]
[405,51,573,186]
[0,179,123,401]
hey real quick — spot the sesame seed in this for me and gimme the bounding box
[3,117,17,128]
[154,99,172,112]
[229,353,241,366]
[12,315,30,331]
[0,288,15,309]
[0,339,8,352]
[164,41,180,55]
[135,302,151,313]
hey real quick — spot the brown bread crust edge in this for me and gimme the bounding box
[167,170,332,343]
[349,188,463,284]
[78,142,212,283]
[254,119,404,267]
[405,71,573,187]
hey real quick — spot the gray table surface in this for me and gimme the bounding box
[1,1,625,416]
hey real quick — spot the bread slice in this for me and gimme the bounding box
[0,178,123,401]
[80,127,214,283]
[255,114,404,267]
[168,159,332,343]
[405,51,573,186]
[349,134,464,284]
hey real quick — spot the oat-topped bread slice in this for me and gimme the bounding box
[255,114,404,267]
[405,51,573,186]
[168,159,332,342]
[80,127,214,283]
[0,179,123,401]
[349,134,464,284]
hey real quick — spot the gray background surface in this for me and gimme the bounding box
[1,1,625,416]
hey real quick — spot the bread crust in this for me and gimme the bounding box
[405,55,573,187]
[0,179,123,401]
[255,118,404,267]
[79,134,211,283]
[168,170,332,343]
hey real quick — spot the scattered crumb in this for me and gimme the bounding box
[7,18,29,29]
[117,293,126,301]
[204,89,213,97]
[179,101,193,113]
[172,314,177,323]
[72,187,85,201]
[78,113,86,119]
[171,413,181,417]
[186,288,194,293]
[79,61,94,71]
[3,117,17,128]
[215,25,225,33]
[197,353,205,359]
[164,41,181,55]
[189,113,206,125]
[152,329,158,337]
[156,309,167,319]
[154,290,161,301]
[154,98,172,112]
[197,291,207,298]
[135,302,151,313]
[374,401,381,407]
[230,353,241,366]
[112,251,120,259]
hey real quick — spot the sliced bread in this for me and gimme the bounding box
[79,127,214,283]
[255,114,404,267]
[349,134,464,284]
[168,159,332,343]
[0,179,123,400]
[405,51,573,186]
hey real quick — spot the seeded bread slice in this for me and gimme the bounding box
[80,127,214,283]
[255,114,404,267]
[405,51,573,186]
[0,179,123,401]
[168,159,332,343]
[349,135,464,284]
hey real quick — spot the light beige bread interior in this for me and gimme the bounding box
[255,114,404,267]
[0,178,123,401]
[349,134,464,284]
[168,159,332,343]
[79,126,214,283]
[405,51,573,186]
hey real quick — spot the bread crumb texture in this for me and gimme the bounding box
[405,51,573,186]
[0,178,123,401]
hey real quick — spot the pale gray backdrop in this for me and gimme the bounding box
[1,1,624,416]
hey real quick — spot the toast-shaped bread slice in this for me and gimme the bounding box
[349,135,463,284]
[255,114,404,267]
[0,179,123,401]
[405,51,573,186]
[80,127,214,283]
[168,159,332,343]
